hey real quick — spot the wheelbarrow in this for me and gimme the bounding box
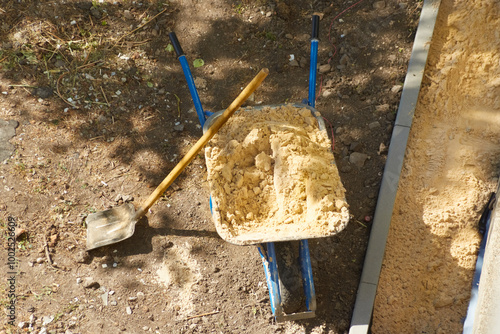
[169,15,348,322]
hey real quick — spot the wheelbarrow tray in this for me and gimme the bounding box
[203,103,349,245]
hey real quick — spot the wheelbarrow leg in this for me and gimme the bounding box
[299,240,317,312]
[257,243,283,318]
[258,241,316,322]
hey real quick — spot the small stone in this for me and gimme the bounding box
[110,301,118,306]
[126,306,132,314]
[128,296,138,301]
[124,10,134,20]
[285,33,293,39]
[318,64,331,74]
[15,227,27,240]
[373,1,386,10]
[391,85,403,94]
[137,292,145,300]
[82,277,100,289]
[322,89,334,98]
[339,54,350,66]
[18,321,26,329]
[349,152,369,168]
[289,59,299,67]
[75,251,90,264]
[173,124,184,132]
[369,121,381,129]
[340,165,352,173]
[378,143,388,155]
[194,77,207,90]
[42,316,54,326]
[39,328,47,334]
[76,278,82,284]
[101,292,108,306]
[122,194,133,202]
[36,257,45,264]
[376,104,390,112]
[399,2,408,9]
[350,142,363,152]
[387,295,396,305]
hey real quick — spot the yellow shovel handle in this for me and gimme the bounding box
[135,68,269,219]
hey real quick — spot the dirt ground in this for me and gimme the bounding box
[373,0,500,332]
[0,1,422,333]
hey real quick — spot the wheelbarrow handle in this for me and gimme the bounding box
[169,32,207,127]
[169,32,185,57]
[311,15,319,39]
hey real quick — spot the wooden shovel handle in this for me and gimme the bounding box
[134,68,269,219]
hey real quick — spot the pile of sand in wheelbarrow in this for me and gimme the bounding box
[205,104,349,244]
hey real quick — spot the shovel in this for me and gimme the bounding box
[85,68,269,251]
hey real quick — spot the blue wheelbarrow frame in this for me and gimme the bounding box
[169,15,321,322]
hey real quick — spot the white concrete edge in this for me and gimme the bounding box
[349,0,442,333]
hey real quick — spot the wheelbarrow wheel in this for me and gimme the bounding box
[275,241,304,314]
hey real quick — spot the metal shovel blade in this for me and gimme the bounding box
[86,203,137,251]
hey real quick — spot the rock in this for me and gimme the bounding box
[39,328,47,334]
[101,292,108,306]
[173,124,184,132]
[110,301,118,306]
[82,277,100,289]
[391,85,403,94]
[194,77,207,90]
[289,59,299,67]
[123,194,133,202]
[350,142,363,152]
[33,87,53,99]
[18,321,26,329]
[340,165,351,173]
[339,54,350,66]
[369,121,381,129]
[378,143,388,155]
[76,277,82,284]
[36,257,45,264]
[285,33,293,39]
[75,250,90,264]
[322,90,334,98]
[42,315,54,326]
[349,152,369,168]
[318,64,331,74]
[376,104,390,112]
[126,306,133,314]
[124,10,134,20]
[15,227,27,240]
[373,1,386,10]
[299,57,307,68]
